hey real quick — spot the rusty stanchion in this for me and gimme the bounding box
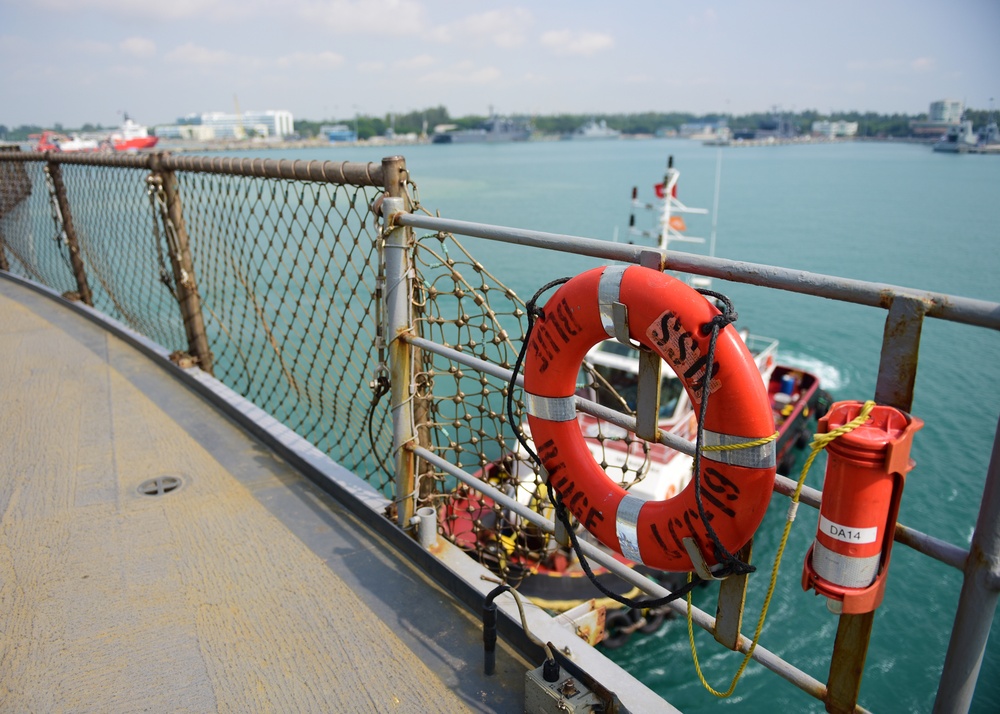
[381,156,419,530]
[824,296,927,713]
[0,229,9,272]
[46,161,93,305]
[149,154,215,375]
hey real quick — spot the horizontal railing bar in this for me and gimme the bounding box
[773,475,968,571]
[0,151,385,186]
[404,334,695,455]
[413,445,857,710]
[773,474,823,508]
[895,523,968,571]
[409,332,970,574]
[0,150,155,169]
[398,213,1000,330]
[160,154,385,185]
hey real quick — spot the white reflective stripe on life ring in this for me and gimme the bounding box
[525,393,577,422]
[598,265,627,339]
[701,429,776,469]
[615,493,646,564]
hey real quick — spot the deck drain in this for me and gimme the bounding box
[137,475,184,496]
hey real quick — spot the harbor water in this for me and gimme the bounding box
[234,138,1000,712]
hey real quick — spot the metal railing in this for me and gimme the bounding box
[384,210,1000,714]
[1,148,998,713]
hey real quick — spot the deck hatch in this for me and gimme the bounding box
[137,475,184,496]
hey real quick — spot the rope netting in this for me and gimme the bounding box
[408,225,668,588]
[0,154,667,593]
[0,160,78,293]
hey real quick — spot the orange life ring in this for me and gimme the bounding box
[524,265,776,572]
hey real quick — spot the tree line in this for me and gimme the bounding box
[2,107,995,142]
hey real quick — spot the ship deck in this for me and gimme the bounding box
[0,276,527,712]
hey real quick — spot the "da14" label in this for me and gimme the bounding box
[819,515,878,545]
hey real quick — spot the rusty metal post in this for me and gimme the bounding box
[382,156,418,530]
[714,540,754,650]
[933,415,1000,713]
[825,295,927,713]
[0,228,9,272]
[46,162,93,305]
[151,156,215,375]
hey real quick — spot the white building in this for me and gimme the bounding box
[244,110,295,138]
[910,99,964,137]
[929,99,963,124]
[154,109,295,140]
[811,120,859,138]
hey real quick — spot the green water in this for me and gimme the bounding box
[250,138,1000,712]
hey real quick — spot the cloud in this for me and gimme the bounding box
[846,58,905,72]
[418,62,501,85]
[69,40,114,55]
[165,42,234,65]
[109,64,148,79]
[31,0,253,22]
[911,57,935,72]
[120,37,156,58]
[687,8,719,28]
[357,61,386,73]
[540,30,614,57]
[298,0,425,35]
[393,54,436,71]
[431,8,532,48]
[276,51,345,69]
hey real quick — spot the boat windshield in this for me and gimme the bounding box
[589,342,686,420]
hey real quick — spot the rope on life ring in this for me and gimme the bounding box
[523,265,777,572]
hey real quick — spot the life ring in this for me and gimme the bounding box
[524,265,776,572]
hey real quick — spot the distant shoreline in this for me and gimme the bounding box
[7,135,973,155]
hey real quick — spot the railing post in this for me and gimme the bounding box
[382,156,418,530]
[149,154,214,375]
[933,416,1000,713]
[825,295,927,713]
[0,229,9,272]
[46,161,93,305]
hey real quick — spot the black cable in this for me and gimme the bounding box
[691,288,755,577]
[366,373,392,476]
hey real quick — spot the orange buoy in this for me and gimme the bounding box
[524,265,776,572]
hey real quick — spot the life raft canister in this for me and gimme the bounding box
[802,401,923,614]
[523,265,776,572]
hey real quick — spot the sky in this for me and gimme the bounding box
[1,0,998,129]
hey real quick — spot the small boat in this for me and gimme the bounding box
[107,115,159,151]
[564,119,622,140]
[933,119,978,153]
[33,115,158,153]
[977,117,999,147]
[431,113,530,144]
[33,131,100,153]
[440,156,831,648]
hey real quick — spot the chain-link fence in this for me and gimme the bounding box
[0,149,669,594]
[0,152,394,491]
[0,152,539,567]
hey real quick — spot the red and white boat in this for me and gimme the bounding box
[34,115,158,153]
[107,116,159,151]
[33,131,101,153]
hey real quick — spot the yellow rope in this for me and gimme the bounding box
[701,431,779,452]
[686,400,877,698]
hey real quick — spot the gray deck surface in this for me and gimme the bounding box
[0,277,527,712]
